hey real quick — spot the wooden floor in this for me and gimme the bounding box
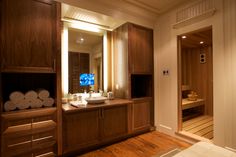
[79,131,191,157]
[183,115,213,140]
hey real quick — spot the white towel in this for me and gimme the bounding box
[38,89,50,99]
[9,91,24,104]
[16,99,30,110]
[4,101,16,111]
[42,97,54,107]
[25,90,38,100]
[30,98,43,108]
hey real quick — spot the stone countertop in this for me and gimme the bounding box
[62,98,133,114]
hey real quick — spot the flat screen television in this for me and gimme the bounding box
[80,73,94,86]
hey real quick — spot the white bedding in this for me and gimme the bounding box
[173,142,236,157]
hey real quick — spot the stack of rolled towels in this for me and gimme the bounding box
[4,89,54,112]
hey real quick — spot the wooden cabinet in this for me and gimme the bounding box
[132,98,151,132]
[112,23,154,133]
[0,0,61,156]
[113,23,154,99]
[129,24,153,74]
[1,108,57,157]
[62,102,129,154]
[63,109,100,153]
[101,105,128,141]
[1,0,59,73]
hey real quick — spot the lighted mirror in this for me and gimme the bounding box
[68,28,103,93]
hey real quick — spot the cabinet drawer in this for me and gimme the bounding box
[1,108,57,156]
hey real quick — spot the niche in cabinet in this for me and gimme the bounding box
[131,74,152,98]
[1,73,57,112]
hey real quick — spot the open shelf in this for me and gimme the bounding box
[1,73,57,112]
[131,74,152,98]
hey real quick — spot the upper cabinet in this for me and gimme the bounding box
[128,24,153,74]
[112,23,154,98]
[1,0,59,73]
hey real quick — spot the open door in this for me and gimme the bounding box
[178,27,213,140]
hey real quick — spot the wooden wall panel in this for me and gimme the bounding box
[181,46,213,115]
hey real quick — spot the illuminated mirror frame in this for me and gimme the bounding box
[61,21,109,96]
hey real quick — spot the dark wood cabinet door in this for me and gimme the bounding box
[129,24,153,74]
[1,0,58,73]
[63,109,100,153]
[132,99,151,132]
[69,52,90,93]
[101,105,128,140]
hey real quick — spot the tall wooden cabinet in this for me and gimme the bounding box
[0,0,61,156]
[112,23,154,134]
[1,0,58,73]
[129,24,153,74]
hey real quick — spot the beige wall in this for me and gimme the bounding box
[154,0,236,150]
[61,0,236,150]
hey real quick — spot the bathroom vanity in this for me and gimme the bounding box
[62,99,133,155]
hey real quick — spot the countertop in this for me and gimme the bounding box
[62,98,133,113]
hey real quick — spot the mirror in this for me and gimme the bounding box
[68,28,103,93]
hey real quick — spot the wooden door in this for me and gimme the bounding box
[63,109,100,153]
[132,99,151,132]
[101,105,128,141]
[1,0,58,73]
[129,24,153,74]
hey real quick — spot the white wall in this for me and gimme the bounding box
[154,0,236,150]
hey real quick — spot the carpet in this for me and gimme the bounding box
[152,148,182,157]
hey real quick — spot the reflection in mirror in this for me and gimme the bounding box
[68,28,103,93]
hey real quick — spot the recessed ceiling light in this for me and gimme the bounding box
[76,37,84,44]
[182,36,187,39]
[200,41,204,44]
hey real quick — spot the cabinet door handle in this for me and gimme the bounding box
[53,59,56,72]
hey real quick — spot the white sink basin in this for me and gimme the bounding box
[85,96,107,104]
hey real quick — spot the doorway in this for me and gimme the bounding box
[178,27,213,140]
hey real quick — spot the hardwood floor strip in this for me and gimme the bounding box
[182,115,213,140]
[195,125,213,136]
[203,131,213,139]
[183,117,213,131]
[183,115,209,127]
[79,131,191,157]
[187,120,213,133]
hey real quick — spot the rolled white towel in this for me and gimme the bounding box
[38,89,50,99]
[42,97,54,107]
[4,101,16,111]
[25,90,38,100]
[16,99,30,110]
[9,91,24,104]
[30,98,43,108]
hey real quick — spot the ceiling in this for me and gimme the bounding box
[57,0,189,29]
[62,3,126,30]
[181,28,212,48]
[68,28,103,48]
